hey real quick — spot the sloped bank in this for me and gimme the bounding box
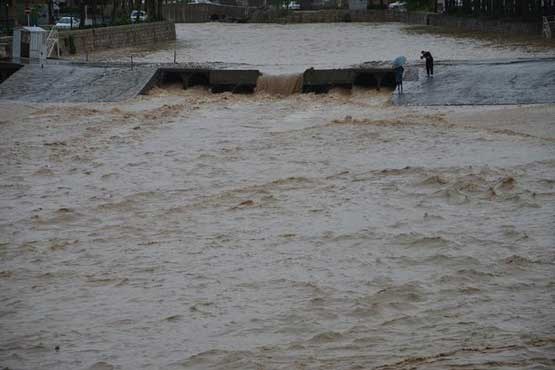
[58,21,176,56]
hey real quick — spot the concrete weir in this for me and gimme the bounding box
[0,62,396,102]
[149,65,396,95]
[302,66,395,93]
[153,67,262,94]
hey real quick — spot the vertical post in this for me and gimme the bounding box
[174,48,176,64]
[12,29,21,63]
[131,55,133,70]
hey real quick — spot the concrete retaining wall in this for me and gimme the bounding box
[427,14,541,35]
[403,11,432,25]
[403,11,541,35]
[251,9,402,23]
[254,9,542,35]
[162,5,403,23]
[58,21,176,55]
[162,4,252,23]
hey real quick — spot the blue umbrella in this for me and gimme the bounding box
[392,56,407,67]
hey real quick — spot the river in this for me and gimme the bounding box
[1,22,554,370]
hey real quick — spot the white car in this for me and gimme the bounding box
[55,17,80,29]
[388,1,407,11]
[289,2,300,9]
[188,0,219,4]
[130,10,148,22]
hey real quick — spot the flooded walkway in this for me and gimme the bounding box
[0,63,157,103]
[394,58,555,105]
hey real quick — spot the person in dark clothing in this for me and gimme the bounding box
[394,65,404,94]
[420,50,434,77]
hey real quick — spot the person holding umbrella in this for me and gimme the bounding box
[392,56,406,95]
[421,50,434,77]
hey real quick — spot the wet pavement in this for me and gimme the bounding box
[0,63,157,103]
[393,58,555,105]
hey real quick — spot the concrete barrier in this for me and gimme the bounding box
[58,21,176,55]
[427,14,541,35]
[155,67,261,93]
[303,66,395,93]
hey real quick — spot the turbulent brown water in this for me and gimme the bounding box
[256,74,304,95]
[1,23,555,370]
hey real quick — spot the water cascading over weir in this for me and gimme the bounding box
[255,73,304,95]
[149,65,397,96]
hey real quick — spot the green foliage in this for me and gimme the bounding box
[405,0,434,11]
[113,15,132,26]
[271,0,291,10]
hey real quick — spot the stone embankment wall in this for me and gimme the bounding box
[262,9,541,36]
[427,14,541,35]
[250,9,402,23]
[162,3,253,23]
[161,4,402,23]
[58,21,176,55]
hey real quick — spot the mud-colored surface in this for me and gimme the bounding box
[1,23,555,370]
[1,89,554,370]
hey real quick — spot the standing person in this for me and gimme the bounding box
[394,65,404,94]
[420,50,434,77]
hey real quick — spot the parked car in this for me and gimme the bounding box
[130,10,148,22]
[55,17,80,29]
[188,0,219,4]
[388,1,407,11]
[289,1,300,9]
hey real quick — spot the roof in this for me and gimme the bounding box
[22,26,47,33]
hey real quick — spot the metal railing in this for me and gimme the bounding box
[46,27,60,58]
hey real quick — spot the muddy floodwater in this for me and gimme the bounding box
[88,23,555,72]
[1,23,555,370]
